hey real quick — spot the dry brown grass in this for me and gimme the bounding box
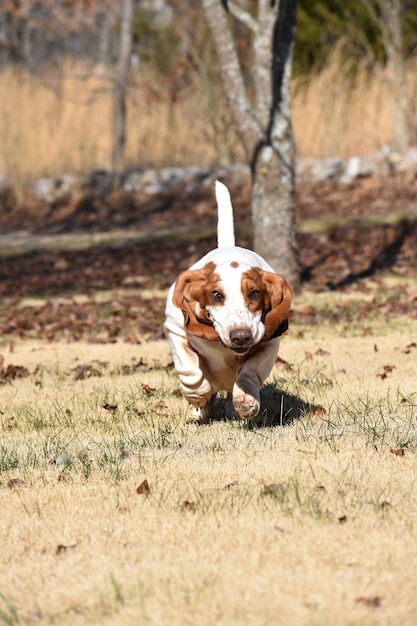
[292,56,417,159]
[1,279,417,625]
[1,54,416,183]
[0,63,220,181]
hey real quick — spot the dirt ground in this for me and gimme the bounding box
[0,171,416,343]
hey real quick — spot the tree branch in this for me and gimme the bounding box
[227,1,258,33]
[202,0,261,157]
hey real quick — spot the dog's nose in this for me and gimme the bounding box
[230,328,252,347]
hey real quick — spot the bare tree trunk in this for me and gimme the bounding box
[97,10,112,76]
[362,0,410,151]
[379,0,409,151]
[201,0,260,157]
[202,0,300,291]
[112,0,134,170]
[252,0,299,291]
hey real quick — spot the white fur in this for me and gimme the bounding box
[215,180,235,248]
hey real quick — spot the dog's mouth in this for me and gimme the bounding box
[231,346,249,354]
[219,339,250,355]
[230,344,255,356]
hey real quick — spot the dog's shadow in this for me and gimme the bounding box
[205,383,314,428]
[254,383,314,428]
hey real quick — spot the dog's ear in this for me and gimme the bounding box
[259,272,292,339]
[172,265,219,341]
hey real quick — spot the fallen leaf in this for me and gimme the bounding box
[73,363,103,381]
[103,403,118,411]
[315,348,330,356]
[338,515,348,524]
[262,483,285,497]
[355,596,382,608]
[275,356,293,370]
[1,364,30,382]
[223,481,238,489]
[6,417,17,430]
[126,405,145,416]
[377,364,396,379]
[119,446,132,458]
[308,404,326,417]
[7,478,26,489]
[180,500,197,512]
[142,384,156,394]
[136,479,150,495]
[390,448,405,457]
[56,544,77,555]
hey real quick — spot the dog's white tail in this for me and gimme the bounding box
[215,180,235,248]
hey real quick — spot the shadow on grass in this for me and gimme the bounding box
[203,383,314,428]
[253,383,315,428]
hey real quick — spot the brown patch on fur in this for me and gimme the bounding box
[242,268,292,339]
[230,261,239,268]
[172,262,220,341]
[241,268,266,313]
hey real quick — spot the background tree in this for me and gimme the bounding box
[0,0,114,68]
[202,0,300,291]
[361,0,410,151]
[112,0,134,170]
[296,0,416,150]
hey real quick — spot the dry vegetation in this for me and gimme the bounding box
[1,279,417,625]
[1,54,417,182]
[292,56,417,159]
[1,48,417,626]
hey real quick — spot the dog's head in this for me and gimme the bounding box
[172,260,292,354]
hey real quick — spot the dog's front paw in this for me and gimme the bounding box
[187,395,217,425]
[232,390,260,420]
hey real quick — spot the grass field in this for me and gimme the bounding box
[1,279,417,625]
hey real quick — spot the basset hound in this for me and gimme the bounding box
[164,181,292,420]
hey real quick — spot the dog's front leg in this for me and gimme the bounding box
[233,339,280,419]
[232,370,261,419]
[167,332,214,409]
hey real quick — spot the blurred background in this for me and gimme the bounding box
[0,0,416,184]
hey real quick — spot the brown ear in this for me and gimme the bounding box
[260,271,292,339]
[172,265,219,341]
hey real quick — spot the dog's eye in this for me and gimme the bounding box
[211,290,225,304]
[248,289,260,301]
